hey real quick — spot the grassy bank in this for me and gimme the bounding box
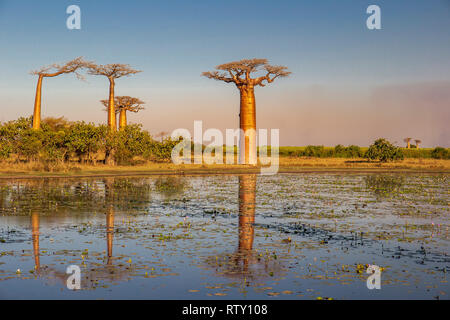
[0,158,448,178]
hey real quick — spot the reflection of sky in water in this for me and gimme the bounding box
[0,174,448,299]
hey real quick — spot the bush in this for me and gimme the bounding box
[431,147,450,160]
[0,118,173,165]
[365,138,404,162]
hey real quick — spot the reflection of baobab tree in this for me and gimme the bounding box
[204,175,282,284]
[106,206,114,266]
[29,207,133,289]
[29,211,67,284]
[0,178,153,215]
[31,211,41,272]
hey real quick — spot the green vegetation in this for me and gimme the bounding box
[0,117,179,167]
[365,138,404,162]
[0,118,448,171]
[279,143,449,160]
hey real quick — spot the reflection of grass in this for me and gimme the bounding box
[0,177,153,215]
[154,177,187,198]
[365,175,404,197]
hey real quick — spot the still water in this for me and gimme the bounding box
[0,173,448,299]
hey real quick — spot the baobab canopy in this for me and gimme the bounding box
[202,58,291,87]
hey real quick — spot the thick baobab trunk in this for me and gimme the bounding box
[31,212,40,271]
[108,78,116,131]
[416,143,420,149]
[32,75,44,129]
[407,142,410,149]
[239,87,257,165]
[119,109,127,131]
[238,174,256,252]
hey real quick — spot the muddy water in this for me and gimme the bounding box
[0,173,448,299]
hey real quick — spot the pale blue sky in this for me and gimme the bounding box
[0,0,449,146]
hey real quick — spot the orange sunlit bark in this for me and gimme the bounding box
[31,212,40,271]
[203,59,290,165]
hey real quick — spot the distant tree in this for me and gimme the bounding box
[30,57,92,130]
[403,137,412,149]
[100,96,145,130]
[203,59,290,164]
[155,131,169,142]
[41,117,71,131]
[431,147,449,159]
[366,138,404,162]
[88,64,141,131]
[414,139,421,149]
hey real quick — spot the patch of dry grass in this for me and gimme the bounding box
[279,157,450,170]
[0,157,448,178]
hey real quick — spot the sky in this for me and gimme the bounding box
[0,0,449,147]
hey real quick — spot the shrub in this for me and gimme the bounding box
[365,138,404,162]
[431,147,450,160]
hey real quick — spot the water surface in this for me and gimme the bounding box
[0,173,448,299]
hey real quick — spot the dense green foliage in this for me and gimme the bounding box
[0,117,178,165]
[431,147,449,160]
[0,118,448,166]
[365,138,404,162]
[279,144,363,158]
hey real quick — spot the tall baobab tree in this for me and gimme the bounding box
[88,64,141,131]
[100,96,145,130]
[203,59,290,165]
[414,139,421,149]
[404,137,412,149]
[30,57,91,130]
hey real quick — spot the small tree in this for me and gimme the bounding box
[403,137,412,149]
[88,64,141,131]
[414,139,421,149]
[431,147,449,159]
[366,138,404,162]
[30,57,92,130]
[100,96,145,130]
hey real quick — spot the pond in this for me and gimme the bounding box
[0,173,448,299]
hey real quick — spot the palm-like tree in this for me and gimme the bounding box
[203,59,290,165]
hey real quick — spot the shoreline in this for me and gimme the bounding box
[0,164,448,179]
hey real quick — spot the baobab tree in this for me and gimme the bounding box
[415,139,421,149]
[203,59,290,165]
[88,64,141,131]
[30,57,91,129]
[100,96,145,130]
[404,137,412,149]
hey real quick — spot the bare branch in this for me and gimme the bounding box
[201,71,235,83]
[88,63,141,80]
[30,57,93,79]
